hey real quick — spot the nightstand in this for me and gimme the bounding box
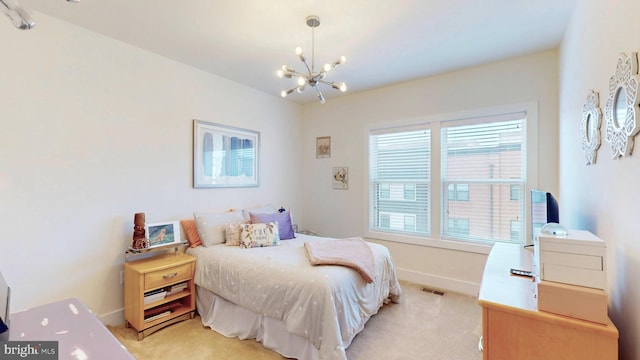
[124,252,196,340]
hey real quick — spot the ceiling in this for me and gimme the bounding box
[17,0,577,104]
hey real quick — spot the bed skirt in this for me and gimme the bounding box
[196,285,321,360]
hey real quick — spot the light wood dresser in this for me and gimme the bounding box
[478,243,618,360]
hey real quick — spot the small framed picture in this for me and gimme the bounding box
[316,136,331,158]
[146,221,182,248]
[332,167,348,190]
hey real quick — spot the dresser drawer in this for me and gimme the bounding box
[144,263,191,290]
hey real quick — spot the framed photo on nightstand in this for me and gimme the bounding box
[146,221,181,248]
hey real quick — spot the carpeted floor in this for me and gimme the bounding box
[108,281,483,360]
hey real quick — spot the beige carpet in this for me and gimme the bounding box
[108,281,483,360]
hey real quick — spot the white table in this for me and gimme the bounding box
[9,297,134,360]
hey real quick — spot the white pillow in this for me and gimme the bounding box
[194,210,245,247]
[240,222,280,248]
[241,204,276,221]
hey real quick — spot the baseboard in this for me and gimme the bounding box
[396,267,480,297]
[99,307,125,327]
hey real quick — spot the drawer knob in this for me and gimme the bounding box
[163,272,178,279]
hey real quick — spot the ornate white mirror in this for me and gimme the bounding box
[604,52,640,158]
[581,90,602,165]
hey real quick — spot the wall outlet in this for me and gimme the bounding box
[120,270,124,285]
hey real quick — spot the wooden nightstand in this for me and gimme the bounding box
[124,252,196,340]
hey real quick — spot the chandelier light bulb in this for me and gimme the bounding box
[323,63,332,72]
[277,69,284,78]
[339,82,347,92]
[295,47,303,56]
[280,90,288,98]
[339,56,346,64]
[297,76,306,86]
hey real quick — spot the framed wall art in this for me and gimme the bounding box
[193,120,260,188]
[146,221,181,248]
[316,136,331,158]
[604,52,640,159]
[332,167,348,190]
[581,89,602,165]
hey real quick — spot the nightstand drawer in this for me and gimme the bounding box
[144,263,191,290]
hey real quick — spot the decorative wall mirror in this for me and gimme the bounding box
[581,90,602,165]
[604,52,640,158]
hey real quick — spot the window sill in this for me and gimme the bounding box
[364,230,494,255]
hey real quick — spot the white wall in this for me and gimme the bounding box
[301,50,560,295]
[0,13,302,322]
[559,1,640,358]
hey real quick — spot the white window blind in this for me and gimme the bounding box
[441,112,526,243]
[369,126,431,236]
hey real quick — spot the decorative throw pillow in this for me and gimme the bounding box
[240,222,280,248]
[250,210,295,240]
[241,204,276,222]
[194,210,245,247]
[180,219,202,248]
[224,221,248,246]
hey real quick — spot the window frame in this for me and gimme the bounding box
[364,102,539,255]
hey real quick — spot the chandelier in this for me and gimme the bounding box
[277,15,347,104]
[1,0,79,30]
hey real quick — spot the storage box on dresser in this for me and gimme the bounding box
[533,229,606,290]
[124,252,196,340]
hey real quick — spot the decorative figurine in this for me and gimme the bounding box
[132,212,148,249]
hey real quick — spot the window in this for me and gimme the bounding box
[441,115,525,243]
[447,218,470,237]
[368,109,528,246]
[510,184,519,200]
[448,183,469,201]
[510,220,520,241]
[369,126,431,236]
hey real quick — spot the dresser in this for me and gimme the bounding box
[478,243,618,360]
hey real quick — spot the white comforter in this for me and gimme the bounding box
[187,234,401,360]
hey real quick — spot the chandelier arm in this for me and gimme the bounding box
[317,79,335,86]
[312,85,325,103]
[299,58,312,75]
[317,79,341,88]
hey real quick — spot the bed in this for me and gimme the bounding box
[185,233,401,360]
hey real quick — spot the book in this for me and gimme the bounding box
[144,310,171,323]
[143,290,166,304]
[166,282,188,296]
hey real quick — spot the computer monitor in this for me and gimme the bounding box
[530,189,560,243]
[0,272,10,341]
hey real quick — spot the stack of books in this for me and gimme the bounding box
[143,289,167,305]
[166,282,188,296]
[143,302,182,323]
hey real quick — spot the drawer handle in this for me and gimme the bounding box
[163,272,178,279]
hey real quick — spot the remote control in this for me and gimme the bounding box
[510,268,533,277]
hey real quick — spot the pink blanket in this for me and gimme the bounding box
[304,237,375,283]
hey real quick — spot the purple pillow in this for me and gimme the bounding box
[250,211,295,240]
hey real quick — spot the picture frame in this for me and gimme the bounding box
[193,119,260,188]
[146,221,181,248]
[316,136,331,158]
[332,167,348,190]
